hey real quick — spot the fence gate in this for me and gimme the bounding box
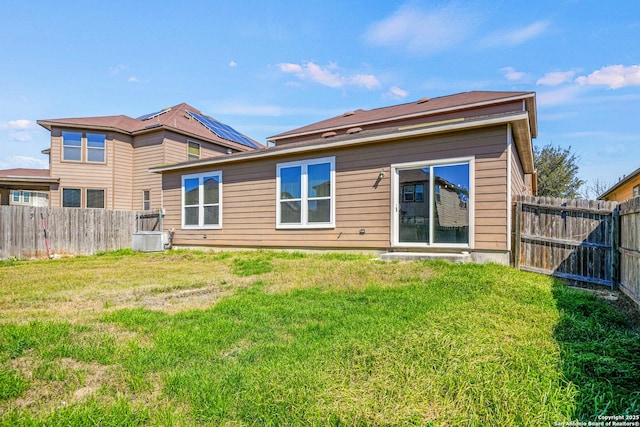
[513,195,618,287]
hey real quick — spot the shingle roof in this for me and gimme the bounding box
[37,103,262,151]
[0,168,51,178]
[268,90,535,141]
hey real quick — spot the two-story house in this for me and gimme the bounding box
[36,103,261,210]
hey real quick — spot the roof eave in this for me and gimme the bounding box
[267,92,536,142]
[599,166,640,199]
[152,111,532,174]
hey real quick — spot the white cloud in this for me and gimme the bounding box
[384,86,409,100]
[109,64,129,75]
[0,119,35,130]
[575,65,640,89]
[279,61,380,89]
[536,85,584,107]
[365,3,477,55]
[6,156,49,169]
[128,76,140,83]
[10,131,32,142]
[537,70,575,86]
[501,66,527,81]
[229,60,237,67]
[483,20,550,47]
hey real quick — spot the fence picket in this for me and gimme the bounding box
[0,206,160,259]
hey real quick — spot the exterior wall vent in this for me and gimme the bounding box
[322,131,337,138]
[346,127,362,134]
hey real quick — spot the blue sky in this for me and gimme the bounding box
[1,0,639,196]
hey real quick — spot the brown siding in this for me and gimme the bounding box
[510,138,527,196]
[161,125,510,252]
[164,131,230,163]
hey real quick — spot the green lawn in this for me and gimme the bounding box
[0,250,638,426]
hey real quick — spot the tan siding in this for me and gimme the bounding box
[49,128,114,209]
[161,125,510,252]
[111,133,134,210]
[602,175,640,202]
[133,133,165,210]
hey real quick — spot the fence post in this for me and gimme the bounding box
[611,206,620,290]
[514,200,522,268]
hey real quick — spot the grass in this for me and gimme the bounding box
[0,250,638,426]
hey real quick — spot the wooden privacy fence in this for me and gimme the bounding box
[0,206,160,260]
[619,197,640,306]
[513,196,618,287]
[513,195,640,307]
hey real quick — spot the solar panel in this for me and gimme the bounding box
[136,109,170,121]
[186,111,259,149]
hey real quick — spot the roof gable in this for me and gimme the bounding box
[37,103,262,151]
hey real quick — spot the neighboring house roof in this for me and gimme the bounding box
[0,168,59,190]
[599,166,640,199]
[151,91,537,174]
[268,91,537,141]
[37,103,262,151]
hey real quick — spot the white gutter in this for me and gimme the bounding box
[151,111,530,173]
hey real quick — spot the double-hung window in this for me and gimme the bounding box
[62,131,105,162]
[187,141,201,161]
[277,157,335,228]
[87,133,106,163]
[62,131,82,161]
[182,171,222,228]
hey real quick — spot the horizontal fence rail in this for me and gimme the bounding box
[513,195,618,287]
[0,206,160,260]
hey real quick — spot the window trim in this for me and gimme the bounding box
[86,133,106,163]
[187,141,201,161]
[391,156,474,249]
[276,156,335,229]
[181,171,223,229]
[62,187,82,208]
[142,190,151,211]
[62,131,83,162]
[86,188,105,209]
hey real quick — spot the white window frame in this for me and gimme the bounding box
[276,156,335,229]
[391,156,474,249]
[181,171,222,229]
[142,190,151,210]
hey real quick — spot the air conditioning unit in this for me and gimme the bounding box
[132,231,167,252]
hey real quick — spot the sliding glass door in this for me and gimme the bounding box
[394,160,471,247]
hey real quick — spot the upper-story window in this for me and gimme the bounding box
[62,131,82,161]
[62,131,106,163]
[634,185,639,198]
[188,141,201,161]
[87,133,106,162]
